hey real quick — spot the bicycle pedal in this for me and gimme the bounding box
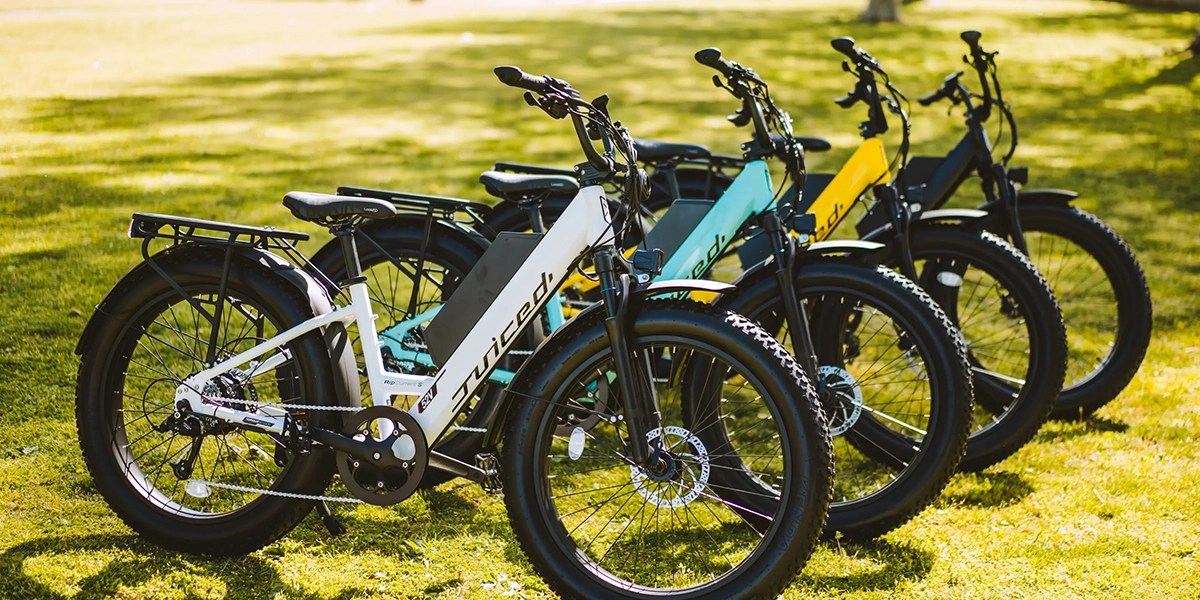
[476,453,503,494]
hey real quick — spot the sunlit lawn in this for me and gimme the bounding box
[1,0,1198,597]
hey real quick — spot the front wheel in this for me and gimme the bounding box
[501,300,832,599]
[1016,202,1152,419]
[907,227,1068,471]
[722,262,973,541]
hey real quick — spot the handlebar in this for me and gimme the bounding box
[693,47,776,153]
[695,47,735,78]
[493,65,615,174]
[917,71,965,106]
[961,30,982,49]
[693,47,765,87]
[494,65,551,94]
[829,37,898,139]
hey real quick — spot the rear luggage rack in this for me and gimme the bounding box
[336,186,493,227]
[129,213,309,250]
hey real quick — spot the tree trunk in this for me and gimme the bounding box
[860,0,902,23]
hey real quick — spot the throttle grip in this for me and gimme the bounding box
[494,66,550,94]
[694,47,735,77]
[916,91,942,106]
[831,37,858,59]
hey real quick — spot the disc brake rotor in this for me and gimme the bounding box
[820,365,864,436]
[629,425,710,508]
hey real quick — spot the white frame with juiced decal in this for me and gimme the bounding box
[173,184,614,443]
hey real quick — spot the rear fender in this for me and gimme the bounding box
[77,244,361,415]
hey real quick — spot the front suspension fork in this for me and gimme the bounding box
[594,247,661,467]
[994,164,1028,254]
[763,212,821,382]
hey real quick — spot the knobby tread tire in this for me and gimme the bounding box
[910,226,1067,472]
[1017,203,1152,419]
[76,247,339,556]
[500,299,833,600]
[722,261,971,541]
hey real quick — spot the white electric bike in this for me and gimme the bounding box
[74,68,834,599]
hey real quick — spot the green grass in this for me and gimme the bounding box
[2,0,1198,597]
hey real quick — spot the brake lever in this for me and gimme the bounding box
[523,91,568,119]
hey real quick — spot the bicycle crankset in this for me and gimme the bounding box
[335,405,428,505]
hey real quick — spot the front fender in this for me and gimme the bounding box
[480,277,735,448]
[860,208,990,242]
[726,239,886,303]
[1017,189,1077,206]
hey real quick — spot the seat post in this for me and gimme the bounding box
[523,197,547,234]
[333,222,366,286]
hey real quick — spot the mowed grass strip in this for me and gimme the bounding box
[1,0,1197,598]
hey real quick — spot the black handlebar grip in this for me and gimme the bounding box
[961,30,982,48]
[694,47,735,77]
[916,91,942,106]
[494,65,549,94]
[831,37,858,59]
[834,93,859,109]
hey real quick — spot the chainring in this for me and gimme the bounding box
[336,405,428,506]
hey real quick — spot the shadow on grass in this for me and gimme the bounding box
[934,471,1034,508]
[1035,415,1131,443]
[801,538,934,592]
[0,534,371,600]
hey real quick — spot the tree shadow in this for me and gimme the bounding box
[0,534,371,600]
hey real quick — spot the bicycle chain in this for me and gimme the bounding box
[203,396,489,433]
[189,479,363,503]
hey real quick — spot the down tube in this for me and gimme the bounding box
[659,160,775,280]
[407,185,613,440]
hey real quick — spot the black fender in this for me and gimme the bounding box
[728,239,887,299]
[362,212,488,253]
[480,278,735,448]
[309,212,490,294]
[477,195,575,238]
[859,207,991,243]
[1017,188,1077,206]
[77,244,361,415]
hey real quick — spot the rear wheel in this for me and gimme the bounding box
[502,301,832,599]
[1016,202,1151,419]
[76,249,338,555]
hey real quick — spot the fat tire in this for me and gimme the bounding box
[76,247,339,555]
[1016,203,1151,419]
[907,227,1067,471]
[722,262,972,541]
[501,300,833,599]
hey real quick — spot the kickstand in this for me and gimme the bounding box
[315,500,347,537]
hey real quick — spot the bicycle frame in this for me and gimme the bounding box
[176,185,613,445]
